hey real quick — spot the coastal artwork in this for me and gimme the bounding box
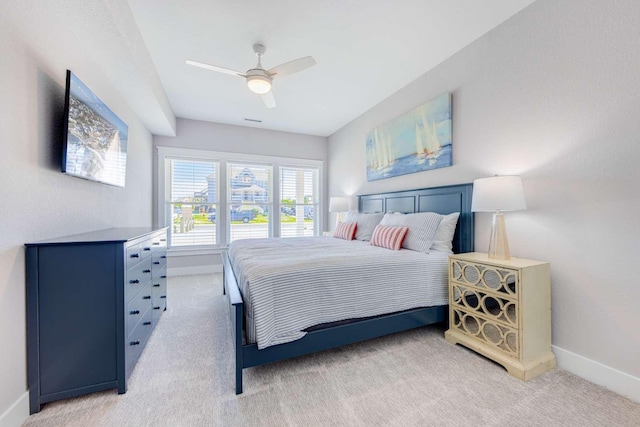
[366,93,452,181]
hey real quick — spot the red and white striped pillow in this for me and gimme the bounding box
[333,222,357,240]
[370,225,409,251]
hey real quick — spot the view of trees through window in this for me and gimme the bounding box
[280,166,317,238]
[166,157,319,248]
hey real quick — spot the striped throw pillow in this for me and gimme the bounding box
[379,212,443,253]
[334,221,357,240]
[370,225,409,251]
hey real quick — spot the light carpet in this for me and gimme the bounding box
[24,274,640,426]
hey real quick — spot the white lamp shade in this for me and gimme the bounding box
[329,196,349,212]
[471,176,527,212]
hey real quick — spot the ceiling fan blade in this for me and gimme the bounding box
[267,56,316,79]
[185,60,246,77]
[261,91,276,108]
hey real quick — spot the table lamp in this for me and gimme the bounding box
[471,176,526,260]
[329,196,349,223]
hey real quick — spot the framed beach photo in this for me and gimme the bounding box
[366,93,452,181]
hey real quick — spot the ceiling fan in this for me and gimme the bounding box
[186,44,316,109]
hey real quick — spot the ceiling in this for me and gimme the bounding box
[127,0,535,137]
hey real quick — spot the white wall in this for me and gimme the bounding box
[329,0,640,394]
[0,5,154,425]
[153,118,328,271]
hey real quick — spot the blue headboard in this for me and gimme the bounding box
[358,183,474,254]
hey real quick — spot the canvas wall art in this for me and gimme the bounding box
[366,93,452,181]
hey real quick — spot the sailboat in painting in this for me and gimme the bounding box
[370,128,396,173]
[415,111,442,165]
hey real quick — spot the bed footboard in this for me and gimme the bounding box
[222,251,244,394]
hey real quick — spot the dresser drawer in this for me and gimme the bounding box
[151,275,167,301]
[139,238,153,261]
[125,243,142,270]
[125,308,153,377]
[150,234,167,255]
[151,254,167,270]
[126,284,153,336]
[152,264,167,280]
[151,297,167,326]
[125,257,153,302]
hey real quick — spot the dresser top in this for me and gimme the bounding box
[25,227,167,246]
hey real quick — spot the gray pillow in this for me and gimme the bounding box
[379,212,443,253]
[343,211,384,241]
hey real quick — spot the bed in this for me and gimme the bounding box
[222,184,474,394]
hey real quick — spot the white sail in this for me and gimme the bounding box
[421,108,441,155]
[415,121,424,155]
[375,129,384,167]
[424,121,440,154]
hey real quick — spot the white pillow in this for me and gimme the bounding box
[343,211,384,241]
[379,212,442,253]
[430,212,460,253]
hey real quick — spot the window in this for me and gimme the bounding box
[280,166,319,237]
[157,147,323,251]
[165,159,218,247]
[228,163,272,243]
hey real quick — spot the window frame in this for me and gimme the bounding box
[156,146,324,255]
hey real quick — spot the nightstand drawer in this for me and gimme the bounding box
[451,283,518,328]
[451,306,519,359]
[450,258,518,298]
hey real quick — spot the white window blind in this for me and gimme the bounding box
[166,159,218,247]
[280,166,318,237]
[228,163,272,243]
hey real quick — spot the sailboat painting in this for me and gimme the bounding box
[366,93,452,181]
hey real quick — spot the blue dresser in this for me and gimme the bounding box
[25,227,168,413]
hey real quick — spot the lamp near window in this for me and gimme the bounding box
[329,196,349,223]
[471,175,526,260]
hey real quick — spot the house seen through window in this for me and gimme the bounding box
[162,151,321,249]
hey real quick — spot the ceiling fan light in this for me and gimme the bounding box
[247,75,272,94]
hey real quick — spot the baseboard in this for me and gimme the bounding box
[553,345,640,402]
[0,392,29,427]
[168,264,222,276]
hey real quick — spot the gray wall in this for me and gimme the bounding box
[0,5,153,422]
[328,0,640,381]
[153,118,328,270]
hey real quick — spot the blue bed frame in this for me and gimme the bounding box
[222,183,474,394]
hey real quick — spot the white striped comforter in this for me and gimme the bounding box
[228,237,450,349]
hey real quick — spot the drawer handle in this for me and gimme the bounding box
[161,256,166,259]
[153,261,160,265]
[153,284,160,287]
[160,296,166,299]
[130,279,139,284]
[130,310,140,315]
[160,275,167,279]
[160,239,166,242]
[143,295,151,300]
[130,340,140,346]
[153,242,160,246]
[143,269,151,273]
[143,247,151,251]
[153,306,160,310]
[143,321,152,326]
[130,253,139,258]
